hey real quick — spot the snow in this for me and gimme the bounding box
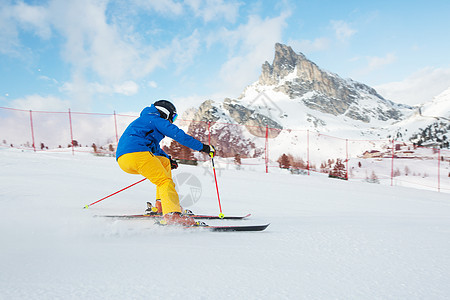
[1,148,450,299]
[390,86,450,140]
[421,86,450,119]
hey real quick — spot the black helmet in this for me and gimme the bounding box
[154,100,178,123]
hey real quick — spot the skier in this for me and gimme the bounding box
[116,100,216,226]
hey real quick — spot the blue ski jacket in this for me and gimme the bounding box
[116,105,204,160]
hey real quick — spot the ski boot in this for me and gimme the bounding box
[145,201,162,215]
[162,212,197,226]
[181,208,194,215]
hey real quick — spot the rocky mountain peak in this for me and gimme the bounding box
[259,43,310,86]
[257,43,406,122]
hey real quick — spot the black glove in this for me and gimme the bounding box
[201,144,216,157]
[169,157,178,170]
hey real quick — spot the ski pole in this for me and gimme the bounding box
[83,178,147,209]
[210,153,224,218]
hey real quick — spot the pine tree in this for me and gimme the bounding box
[328,158,347,180]
[277,154,290,169]
[234,154,241,165]
[404,165,410,176]
[291,157,306,170]
[234,154,242,170]
[366,170,380,184]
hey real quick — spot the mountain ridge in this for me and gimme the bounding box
[182,43,448,153]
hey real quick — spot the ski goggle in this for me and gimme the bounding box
[155,105,177,123]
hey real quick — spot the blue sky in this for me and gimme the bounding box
[1,0,450,114]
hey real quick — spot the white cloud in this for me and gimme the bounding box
[49,0,162,83]
[288,37,330,54]
[172,94,207,116]
[1,0,241,105]
[375,67,450,105]
[330,20,356,42]
[38,75,58,84]
[10,94,70,111]
[367,53,396,71]
[13,1,51,39]
[25,0,175,105]
[185,0,241,23]
[0,1,50,56]
[352,53,397,77]
[133,0,184,15]
[114,81,139,96]
[148,81,158,88]
[211,13,290,95]
[170,29,201,73]
[172,90,233,115]
[62,80,139,96]
[0,4,16,55]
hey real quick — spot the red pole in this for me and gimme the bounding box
[208,121,211,145]
[210,154,224,218]
[346,139,349,180]
[29,110,36,152]
[83,178,147,208]
[307,129,310,175]
[114,110,119,144]
[265,125,269,173]
[438,148,441,192]
[68,109,74,155]
[391,139,395,186]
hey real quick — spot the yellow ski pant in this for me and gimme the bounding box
[117,151,181,215]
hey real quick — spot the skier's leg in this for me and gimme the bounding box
[148,156,180,214]
[117,154,139,174]
[155,155,172,203]
[117,152,181,214]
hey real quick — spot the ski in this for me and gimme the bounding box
[157,222,270,232]
[95,213,252,220]
[199,223,270,232]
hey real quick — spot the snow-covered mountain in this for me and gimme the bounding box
[184,44,416,138]
[183,43,450,155]
[392,86,450,147]
[254,43,411,124]
[182,43,450,160]
[421,86,450,119]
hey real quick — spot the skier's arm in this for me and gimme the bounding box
[156,119,204,151]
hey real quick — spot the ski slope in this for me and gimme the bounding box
[1,148,450,299]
